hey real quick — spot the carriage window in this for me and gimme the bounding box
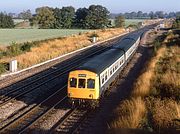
[78,79,86,88]
[110,70,112,75]
[115,63,118,69]
[113,66,115,72]
[70,78,77,88]
[87,79,95,89]
[102,78,105,84]
[105,72,108,80]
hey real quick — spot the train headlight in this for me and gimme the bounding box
[89,94,93,99]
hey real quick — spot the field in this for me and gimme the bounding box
[0,29,90,46]
[110,19,146,27]
[125,19,145,27]
[0,28,125,72]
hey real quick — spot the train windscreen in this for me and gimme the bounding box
[70,78,77,88]
[78,79,86,88]
[87,79,95,89]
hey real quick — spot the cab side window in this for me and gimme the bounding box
[70,78,77,88]
[87,79,95,89]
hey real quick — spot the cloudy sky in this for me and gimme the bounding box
[0,0,179,13]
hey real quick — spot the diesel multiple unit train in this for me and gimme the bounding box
[67,32,142,107]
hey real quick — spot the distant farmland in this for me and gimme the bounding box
[0,29,90,46]
[110,19,146,27]
[125,19,145,27]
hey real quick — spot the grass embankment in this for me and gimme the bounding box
[109,30,180,134]
[0,28,125,74]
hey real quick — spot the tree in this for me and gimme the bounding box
[60,6,75,28]
[74,8,89,28]
[137,11,143,18]
[34,7,55,29]
[149,11,155,19]
[155,11,164,19]
[85,5,110,29]
[168,12,176,18]
[176,12,180,18]
[0,12,14,28]
[52,8,62,28]
[115,16,125,28]
[18,10,32,21]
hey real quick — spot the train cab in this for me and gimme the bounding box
[67,70,100,106]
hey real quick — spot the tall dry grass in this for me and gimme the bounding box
[0,28,125,69]
[109,31,180,133]
[148,98,180,130]
[132,47,166,97]
[110,97,146,129]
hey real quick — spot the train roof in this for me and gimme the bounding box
[77,48,124,74]
[76,33,142,75]
[113,33,141,51]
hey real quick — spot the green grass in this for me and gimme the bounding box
[110,19,146,27]
[0,29,90,46]
[125,19,145,27]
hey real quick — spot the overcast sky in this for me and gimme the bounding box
[0,0,179,13]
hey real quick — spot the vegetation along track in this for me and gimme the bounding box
[0,33,126,89]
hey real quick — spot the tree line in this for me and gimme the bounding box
[110,11,180,19]
[0,12,14,28]
[1,6,180,29]
[30,5,110,29]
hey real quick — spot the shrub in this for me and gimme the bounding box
[149,98,180,130]
[6,42,22,57]
[20,42,32,52]
[153,39,161,53]
[89,32,99,38]
[0,62,8,74]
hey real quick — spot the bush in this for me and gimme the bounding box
[153,40,161,53]
[20,42,32,52]
[6,42,22,57]
[89,32,99,38]
[0,62,8,74]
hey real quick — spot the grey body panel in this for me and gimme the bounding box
[77,49,124,75]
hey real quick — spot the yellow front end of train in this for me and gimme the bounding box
[67,70,99,103]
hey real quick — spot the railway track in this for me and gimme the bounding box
[51,107,90,134]
[0,85,67,134]
[0,43,114,108]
